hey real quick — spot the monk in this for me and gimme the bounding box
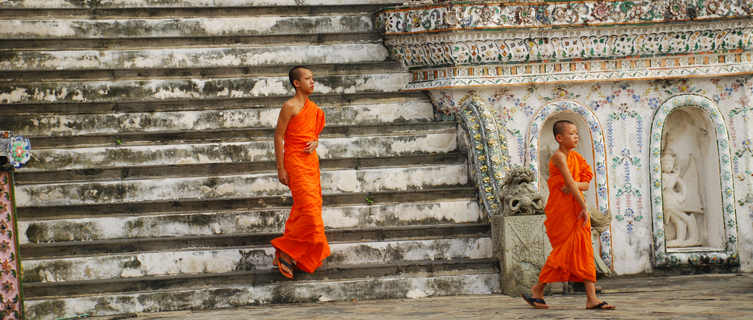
[522,120,615,310]
[271,66,330,279]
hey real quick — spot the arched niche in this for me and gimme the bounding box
[650,95,739,267]
[526,101,612,269]
[536,113,598,211]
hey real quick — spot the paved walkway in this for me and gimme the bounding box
[99,273,753,319]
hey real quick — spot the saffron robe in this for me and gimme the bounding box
[271,99,330,273]
[538,150,596,283]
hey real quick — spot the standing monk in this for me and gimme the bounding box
[522,120,615,310]
[271,66,330,279]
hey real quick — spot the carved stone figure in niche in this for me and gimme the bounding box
[661,151,701,247]
[499,167,545,216]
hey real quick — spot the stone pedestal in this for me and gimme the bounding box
[492,215,551,297]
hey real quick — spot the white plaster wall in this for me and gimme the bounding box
[431,75,753,274]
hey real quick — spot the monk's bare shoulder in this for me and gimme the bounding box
[551,150,567,164]
[282,98,304,116]
[551,150,570,171]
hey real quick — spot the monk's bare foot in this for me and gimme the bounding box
[522,283,548,309]
[531,283,546,299]
[276,251,296,279]
[521,294,548,309]
[586,301,616,310]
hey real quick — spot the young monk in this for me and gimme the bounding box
[522,120,616,310]
[271,66,330,279]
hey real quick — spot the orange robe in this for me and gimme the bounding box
[271,98,330,273]
[538,150,596,283]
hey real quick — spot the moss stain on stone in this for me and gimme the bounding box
[121,257,142,269]
[27,300,66,320]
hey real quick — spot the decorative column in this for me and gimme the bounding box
[0,131,31,319]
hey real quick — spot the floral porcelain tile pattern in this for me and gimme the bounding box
[385,21,752,68]
[0,171,22,319]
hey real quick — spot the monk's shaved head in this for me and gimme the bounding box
[289,66,309,87]
[553,120,575,138]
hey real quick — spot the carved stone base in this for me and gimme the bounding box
[492,215,552,296]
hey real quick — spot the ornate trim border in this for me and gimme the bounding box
[377,0,753,35]
[385,21,752,68]
[649,94,739,267]
[404,51,753,90]
[525,100,613,269]
[454,93,512,217]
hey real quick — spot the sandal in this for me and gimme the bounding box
[521,294,549,309]
[587,301,616,310]
[277,253,295,280]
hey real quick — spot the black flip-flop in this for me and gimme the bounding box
[587,301,616,310]
[521,294,548,309]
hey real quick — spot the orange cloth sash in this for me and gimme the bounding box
[271,99,330,273]
[538,150,596,283]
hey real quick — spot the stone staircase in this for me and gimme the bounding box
[0,1,498,319]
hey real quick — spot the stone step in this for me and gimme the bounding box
[26,121,453,150]
[1,43,389,72]
[0,0,401,9]
[1,5,389,20]
[24,259,496,298]
[19,153,463,185]
[7,98,433,137]
[0,15,374,40]
[23,235,493,283]
[16,163,469,207]
[0,32,384,51]
[0,91,425,115]
[18,186,476,220]
[23,221,488,258]
[24,260,499,320]
[20,130,455,174]
[3,61,404,83]
[20,198,482,244]
[0,72,410,104]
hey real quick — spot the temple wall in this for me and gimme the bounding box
[429,76,753,274]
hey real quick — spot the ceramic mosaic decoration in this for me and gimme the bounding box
[0,171,22,319]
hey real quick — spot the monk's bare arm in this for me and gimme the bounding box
[552,152,588,220]
[275,102,295,185]
[563,182,590,193]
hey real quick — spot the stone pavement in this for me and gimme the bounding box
[93,273,752,320]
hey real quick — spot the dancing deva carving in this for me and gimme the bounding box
[661,150,702,247]
[498,167,544,216]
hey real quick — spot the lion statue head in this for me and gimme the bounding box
[498,167,545,216]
